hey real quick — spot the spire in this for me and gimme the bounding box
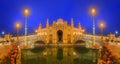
[71,18,74,27]
[78,22,81,29]
[46,18,49,27]
[39,23,42,29]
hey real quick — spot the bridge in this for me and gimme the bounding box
[1,32,120,48]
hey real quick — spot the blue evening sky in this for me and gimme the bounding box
[0,0,120,36]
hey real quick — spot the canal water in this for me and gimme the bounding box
[21,46,98,64]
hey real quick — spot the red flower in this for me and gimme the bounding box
[103,55,107,59]
[14,50,18,53]
[107,57,110,61]
[10,57,14,61]
[106,60,111,64]
[105,52,108,55]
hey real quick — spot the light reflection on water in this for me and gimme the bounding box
[21,46,98,64]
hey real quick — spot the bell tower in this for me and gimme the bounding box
[71,18,74,43]
[78,22,81,29]
[46,19,49,44]
[38,23,42,32]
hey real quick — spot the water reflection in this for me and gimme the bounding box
[57,48,63,60]
[21,46,98,64]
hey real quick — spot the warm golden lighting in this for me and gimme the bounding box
[35,30,38,33]
[99,21,106,37]
[73,52,76,56]
[99,21,105,29]
[15,22,21,29]
[100,23,104,28]
[92,8,95,13]
[16,23,20,28]
[91,8,96,16]
[24,9,29,16]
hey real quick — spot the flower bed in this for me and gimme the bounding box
[99,46,119,64]
[1,44,18,64]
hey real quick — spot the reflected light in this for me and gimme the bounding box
[43,52,47,56]
[73,52,76,56]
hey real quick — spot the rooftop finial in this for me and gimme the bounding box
[71,18,74,26]
[78,22,81,28]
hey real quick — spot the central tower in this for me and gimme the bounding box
[52,18,68,44]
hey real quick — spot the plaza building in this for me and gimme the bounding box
[1,18,120,46]
[35,18,85,44]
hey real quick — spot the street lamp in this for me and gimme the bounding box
[115,30,118,37]
[99,21,105,39]
[115,31,118,35]
[24,8,29,46]
[91,8,96,46]
[15,22,21,41]
[2,31,5,35]
[1,31,5,37]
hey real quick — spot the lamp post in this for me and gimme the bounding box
[99,22,105,39]
[91,8,96,46]
[24,8,29,46]
[115,31,118,35]
[1,31,5,37]
[15,22,21,41]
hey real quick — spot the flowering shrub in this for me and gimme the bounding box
[1,44,18,64]
[99,46,119,64]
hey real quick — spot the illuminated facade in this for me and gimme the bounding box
[1,18,120,45]
[35,18,85,44]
